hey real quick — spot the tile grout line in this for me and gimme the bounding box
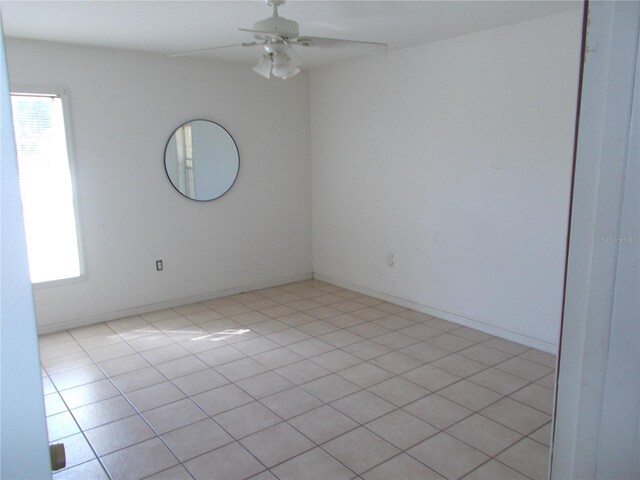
[79,298,367,478]
[62,322,203,479]
[41,362,113,480]
[42,280,554,480]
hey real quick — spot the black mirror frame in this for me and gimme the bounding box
[163,119,240,202]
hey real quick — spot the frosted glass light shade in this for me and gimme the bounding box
[271,52,300,79]
[252,55,272,78]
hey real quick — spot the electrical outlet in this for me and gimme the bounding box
[156,260,163,271]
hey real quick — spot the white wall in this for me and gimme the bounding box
[1,27,51,479]
[5,39,312,333]
[310,10,582,351]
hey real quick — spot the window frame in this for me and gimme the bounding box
[10,85,86,288]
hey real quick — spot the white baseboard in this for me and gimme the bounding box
[39,271,558,354]
[313,273,557,353]
[37,273,313,335]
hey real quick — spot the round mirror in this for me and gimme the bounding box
[164,120,239,201]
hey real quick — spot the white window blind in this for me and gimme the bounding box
[11,92,82,284]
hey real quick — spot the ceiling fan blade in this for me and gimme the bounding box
[295,36,387,50]
[238,28,285,41]
[167,42,262,57]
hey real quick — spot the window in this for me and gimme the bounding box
[11,90,83,284]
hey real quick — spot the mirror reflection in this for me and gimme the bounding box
[164,120,239,201]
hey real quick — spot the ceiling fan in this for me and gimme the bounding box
[168,0,387,80]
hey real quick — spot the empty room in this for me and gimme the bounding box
[1,1,638,480]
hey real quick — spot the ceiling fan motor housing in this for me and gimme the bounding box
[253,15,300,40]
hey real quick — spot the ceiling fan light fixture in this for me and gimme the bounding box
[271,51,300,79]
[252,54,272,78]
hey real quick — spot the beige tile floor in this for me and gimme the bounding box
[40,280,556,480]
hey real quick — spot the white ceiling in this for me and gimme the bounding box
[0,1,581,69]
